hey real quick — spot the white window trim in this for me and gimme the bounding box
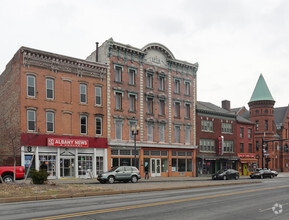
[80,115,88,135]
[95,117,102,136]
[95,86,102,106]
[80,84,87,104]
[27,75,36,98]
[27,109,36,132]
[46,78,54,100]
[46,111,55,133]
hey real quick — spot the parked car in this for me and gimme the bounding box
[270,170,278,177]
[97,166,141,184]
[0,166,25,183]
[254,168,278,177]
[250,169,274,179]
[212,169,239,180]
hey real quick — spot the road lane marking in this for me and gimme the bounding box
[259,202,289,213]
[31,185,289,220]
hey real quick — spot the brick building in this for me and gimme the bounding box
[87,38,199,177]
[0,47,108,179]
[196,101,239,176]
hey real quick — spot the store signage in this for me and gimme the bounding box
[238,153,256,159]
[47,138,89,148]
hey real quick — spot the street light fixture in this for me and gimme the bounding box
[131,124,140,167]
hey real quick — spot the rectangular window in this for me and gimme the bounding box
[115,66,122,82]
[27,75,36,97]
[185,127,190,144]
[78,156,92,176]
[222,123,232,133]
[129,95,136,112]
[80,84,87,104]
[200,139,215,152]
[174,126,180,143]
[159,76,165,91]
[80,115,87,135]
[248,128,252,139]
[46,111,54,132]
[240,127,244,138]
[248,143,252,153]
[46,78,54,99]
[27,110,36,131]
[96,156,103,175]
[129,69,135,85]
[95,117,102,136]
[115,120,122,140]
[159,124,165,142]
[174,79,180,94]
[240,143,244,153]
[174,102,180,118]
[256,141,259,151]
[224,140,234,153]
[146,73,153,88]
[95,86,102,105]
[147,123,153,142]
[185,81,190,95]
[256,120,259,131]
[201,120,213,132]
[115,92,122,110]
[159,99,165,115]
[265,120,268,131]
[147,97,153,114]
[185,103,190,119]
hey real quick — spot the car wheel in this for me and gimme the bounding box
[108,176,115,184]
[224,176,227,180]
[131,175,138,183]
[235,175,239,180]
[2,175,13,183]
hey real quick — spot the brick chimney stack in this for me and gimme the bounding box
[222,100,231,111]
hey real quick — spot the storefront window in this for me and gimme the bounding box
[161,158,168,172]
[78,156,92,176]
[178,159,186,172]
[39,155,56,177]
[187,159,192,172]
[96,157,103,175]
[172,159,177,171]
[120,158,131,166]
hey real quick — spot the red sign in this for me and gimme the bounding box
[238,153,256,159]
[48,138,89,148]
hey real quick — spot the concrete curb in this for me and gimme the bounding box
[0,181,261,204]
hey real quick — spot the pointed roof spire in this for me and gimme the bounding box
[249,74,274,103]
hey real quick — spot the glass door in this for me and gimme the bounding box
[60,158,75,178]
[151,158,161,177]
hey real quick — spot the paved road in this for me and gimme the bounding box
[1,178,289,220]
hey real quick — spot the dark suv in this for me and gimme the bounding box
[97,166,141,184]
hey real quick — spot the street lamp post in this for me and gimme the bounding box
[131,124,140,167]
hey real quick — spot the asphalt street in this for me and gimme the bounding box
[1,177,289,220]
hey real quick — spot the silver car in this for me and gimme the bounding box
[97,166,141,184]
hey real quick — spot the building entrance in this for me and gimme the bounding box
[151,158,161,177]
[60,157,75,178]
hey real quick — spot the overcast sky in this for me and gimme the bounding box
[1,0,288,108]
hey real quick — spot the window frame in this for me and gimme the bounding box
[95,116,102,136]
[115,92,123,110]
[95,86,102,106]
[46,78,54,100]
[46,111,55,133]
[80,115,87,135]
[80,84,87,104]
[174,125,181,143]
[146,72,153,89]
[128,68,136,85]
[27,75,36,98]
[27,109,36,132]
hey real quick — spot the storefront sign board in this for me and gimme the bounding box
[48,138,89,148]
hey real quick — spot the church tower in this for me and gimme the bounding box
[248,74,275,169]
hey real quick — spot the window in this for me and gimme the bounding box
[146,72,153,88]
[27,75,36,97]
[159,99,165,115]
[159,124,165,142]
[174,102,180,118]
[222,123,232,133]
[80,84,87,104]
[174,126,180,143]
[115,120,123,140]
[201,120,213,132]
[240,127,244,138]
[46,112,54,132]
[256,141,259,151]
[265,120,268,131]
[240,143,244,153]
[185,81,190,95]
[80,115,87,135]
[223,140,234,153]
[174,79,180,94]
[248,128,252,139]
[147,97,153,114]
[256,120,259,131]
[185,127,191,144]
[185,103,190,119]
[199,139,215,152]
[95,86,102,105]
[129,121,137,140]
[95,117,102,135]
[46,78,54,99]
[115,92,122,110]
[78,156,92,176]
[128,69,136,85]
[159,75,165,91]
[147,123,153,142]
[27,110,36,131]
[96,156,103,175]
[248,143,252,153]
[129,94,136,112]
[115,66,122,82]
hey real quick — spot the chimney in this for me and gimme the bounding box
[95,42,99,62]
[222,100,231,111]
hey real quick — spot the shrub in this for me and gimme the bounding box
[30,169,49,184]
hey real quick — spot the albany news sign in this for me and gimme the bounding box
[48,138,89,148]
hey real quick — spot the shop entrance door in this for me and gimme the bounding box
[60,158,75,178]
[243,164,248,176]
[151,158,161,177]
